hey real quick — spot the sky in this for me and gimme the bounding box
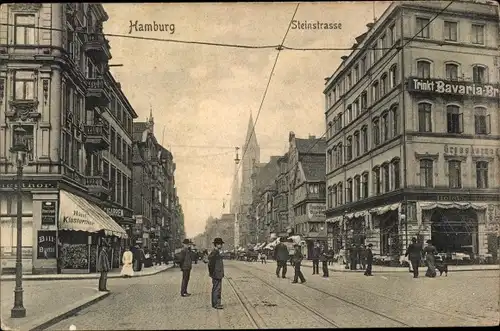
[102,1,391,238]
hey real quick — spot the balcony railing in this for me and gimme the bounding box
[84,124,109,137]
[86,78,111,108]
[83,124,110,151]
[88,77,106,90]
[84,33,111,62]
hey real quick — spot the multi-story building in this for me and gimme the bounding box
[273,153,290,237]
[324,0,499,262]
[0,3,137,274]
[287,133,327,258]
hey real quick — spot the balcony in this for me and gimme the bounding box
[84,124,110,151]
[86,175,110,199]
[84,33,112,63]
[152,198,162,214]
[86,78,111,108]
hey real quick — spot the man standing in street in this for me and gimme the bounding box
[291,243,306,284]
[97,243,110,292]
[319,244,329,278]
[405,237,423,278]
[179,239,193,297]
[349,243,358,270]
[364,243,374,276]
[274,237,289,278]
[208,237,225,309]
[311,242,320,275]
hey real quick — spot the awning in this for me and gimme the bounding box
[58,190,128,239]
[420,202,488,211]
[326,216,343,223]
[370,203,400,215]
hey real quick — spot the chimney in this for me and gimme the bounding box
[366,23,374,29]
[288,131,295,142]
[341,55,348,61]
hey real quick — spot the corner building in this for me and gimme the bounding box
[324,0,499,263]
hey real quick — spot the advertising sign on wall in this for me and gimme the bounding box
[37,230,57,259]
[41,201,57,225]
[307,203,326,219]
[407,77,499,99]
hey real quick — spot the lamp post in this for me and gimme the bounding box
[233,147,240,251]
[10,126,28,318]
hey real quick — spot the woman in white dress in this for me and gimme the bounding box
[121,247,134,277]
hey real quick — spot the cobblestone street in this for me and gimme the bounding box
[47,261,498,330]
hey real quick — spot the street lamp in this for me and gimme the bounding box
[10,126,28,318]
[233,147,240,252]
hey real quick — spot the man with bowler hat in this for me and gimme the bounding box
[208,237,225,309]
[274,237,289,278]
[97,241,110,292]
[364,243,374,276]
[291,243,306,284]
[179,238,193,297]
[405,237,423,278]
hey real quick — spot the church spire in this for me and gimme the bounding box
[244,113,258,150]
[148,104,154,134]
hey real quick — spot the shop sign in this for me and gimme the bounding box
[41,201,56,225]
[37,230,57,259]
[307,203,326,219]
[436,195,492,202]
[407,77,500,99]
[444,145,498,157]
[0,180,58,190]
[103,207,124,217]
[61,210,96,227]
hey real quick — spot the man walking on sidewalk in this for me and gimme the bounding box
[97,244,110,292]
[320,244,329,277]
[291,243,306,284]
[179,239,193,297]
[311,242,320,275]
[364,244,374,276]
[274,237,289,278]
[208,237,225,309]
[405,237,423,278]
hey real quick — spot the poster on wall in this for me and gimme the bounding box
[37,230,57,259]
[41,201,57,225]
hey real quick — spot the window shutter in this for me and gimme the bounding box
[458,113,464,133]
[486,114,491,134]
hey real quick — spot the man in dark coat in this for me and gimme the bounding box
[97,244,110,291]
[291,244,306,284]
[208,237,225,309]
[179,239,193,297]
[311,242,321,275]
[405,237,423,278]
[349,243,358,270]
[274,237,289,278]
[319,244,329,277]
[364,243,374,276]
[359,244,367,270]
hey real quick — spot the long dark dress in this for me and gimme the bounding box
[423,245,437,277]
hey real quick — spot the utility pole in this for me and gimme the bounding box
[234,147,241,250]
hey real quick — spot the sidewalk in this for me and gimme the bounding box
[1,264,173,281]
[301,260,499,273]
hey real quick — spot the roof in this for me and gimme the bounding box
[254,156,280,193]
[301,154,326,182]
[295,138,326,155]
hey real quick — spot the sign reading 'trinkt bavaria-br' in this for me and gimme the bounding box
[407,77,500,99]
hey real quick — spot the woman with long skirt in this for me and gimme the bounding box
[423,240,438,278]
[121,246,134,278]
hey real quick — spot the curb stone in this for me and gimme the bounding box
[301,263,499,273]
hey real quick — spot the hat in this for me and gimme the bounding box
[213,237,224,245]
[293,243,300,247]
[367,243,373,247]
[182,239,191,245]
[411,237,417,242]
[426,239,432,244]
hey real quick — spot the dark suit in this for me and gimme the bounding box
[179,247,193,295]
[319,248,329,277]
[405,243,423,278]
[292,249,305,283]
[97,248,110,291]
[311,246,320,274]
[274,243,289,278]
[208,249,224,307]
[364,247,373,276]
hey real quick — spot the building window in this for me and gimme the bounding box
[391,105,399,136]
[389,65,397,88]
[380,74,387,96]
[383,163,390,193]
[338,114,343,130]
[418,102,432,132]
[471,24,484,45]
[476,161,488,189]
[381,112,389,142]
[373,43,379,62]
[445,63,459,80]
[444,21,457,41]
[337,183,343,205]
[361,125,368,153]
[371,81,379,103]
[354,131,360,157]
[448,160,462,188]
[420,159,433,187]
[346,179,353,203]
[416,17,430,38]
[14,71,35,100]
[12,124,35,161]
[474,107,490,135]
[354,65,359,83]
[389,24,396,45]
[332,185,337,207]
[346,136,352,161]
[417,60,431,78]
[354,176,361,201]
[372,167,381,195]
[361,91,368,111]
[353,99,359,118]
[380,34,387,53]
[392,159,400,190]
[332,147,337,169]
[473,65,487,84]
[361,57,366,76]
[14,14,35,45]
[372,118,380,146]
[361,172,369,198]
[346,105,352,123]
[347,73,352,89]
[446,105,463,134]
[338,143,343,165]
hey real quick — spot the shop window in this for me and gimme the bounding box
[389,65,397,88]
[474,107,490,135]
[354,175,361,201]
[471,24,484,45]
[417,60,431,78]
[346,179,353,203]
[418,102,432,132]
[446,105,463,134]
[420,159,433,187]
[353,131,360,157]
[473,65,488,84]
[392,159,400,190]
[445,63,459,80]
[416,17,430,38]
[346,136,353,161]
[391,104,399,136]
[381,112,389,142]
[372,117,380,146]
[444,21,457,41]
[372,167,381,195]
[362,173,369,199]
[476,161,488,189]
[361,126,368,153]
[448,160,462,188]
[14,71,35,100]
[14,14,36,45]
